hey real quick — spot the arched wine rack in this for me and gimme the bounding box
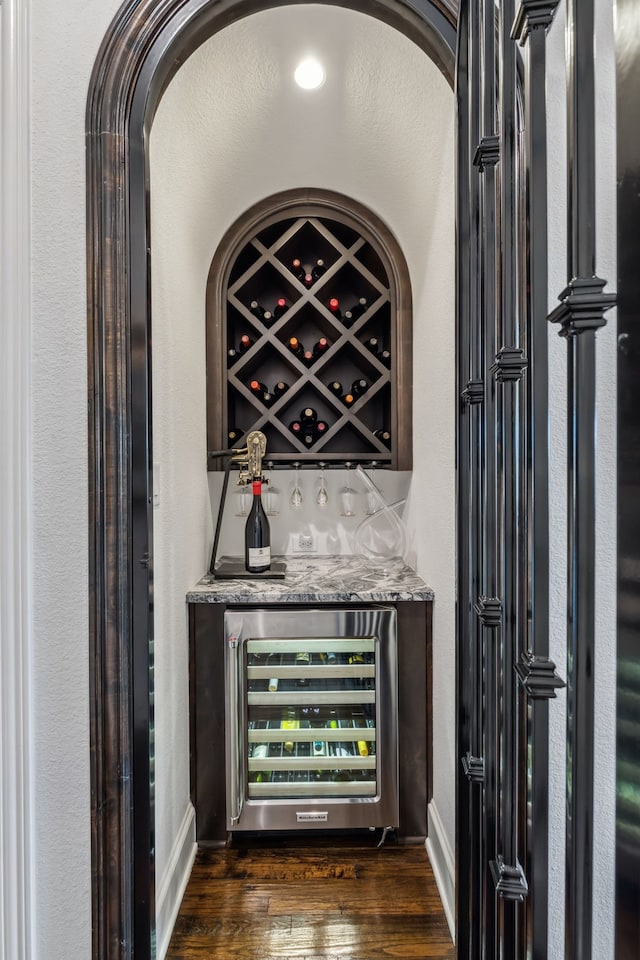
[207,189,412,469]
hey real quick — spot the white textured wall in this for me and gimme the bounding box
[149,4,456,926]
[29,1,122,958]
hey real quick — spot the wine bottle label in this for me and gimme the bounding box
[248,546,271,566]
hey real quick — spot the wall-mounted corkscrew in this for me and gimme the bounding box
[230,429,268,485]
[208,429,286,581]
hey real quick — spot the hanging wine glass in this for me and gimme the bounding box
[234,483,251,517]
[316,463,328,507]
[289,462,303,509]
[339,462,358,517]
[363,462,379,515]
[264,461,281,516]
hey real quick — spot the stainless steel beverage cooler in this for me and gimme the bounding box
[224,606,398,832]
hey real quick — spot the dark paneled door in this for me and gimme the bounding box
[456,2,616,959]
[456,2,573,958]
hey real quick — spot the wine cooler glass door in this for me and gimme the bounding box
[224,606,398,832]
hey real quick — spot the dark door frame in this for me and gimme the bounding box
[87,2,613,959]
[86,3,456,959]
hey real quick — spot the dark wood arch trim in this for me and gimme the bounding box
[206,187,414,469]
[86,3,456,959]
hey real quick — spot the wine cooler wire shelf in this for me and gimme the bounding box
[245,644,377,797]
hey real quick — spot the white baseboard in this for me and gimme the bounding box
[425,800,456,941]
[156,804,197,960]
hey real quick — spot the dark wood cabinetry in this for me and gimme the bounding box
[207,189,413,469]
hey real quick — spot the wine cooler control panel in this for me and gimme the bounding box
[224,606,398,832]
[207,192,412,469]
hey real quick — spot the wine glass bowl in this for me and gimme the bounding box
[289,462,303,509]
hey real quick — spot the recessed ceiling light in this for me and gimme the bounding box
[294,57,325,90]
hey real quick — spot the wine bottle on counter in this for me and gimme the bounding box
[273,297,288,319]
[244,480,271,573]
[238,333,254,353]
[328,297,341,320]
[311,258,326,282]
[287,336,305,358]
[328,380,343,397]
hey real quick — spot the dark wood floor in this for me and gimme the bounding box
[166,837,456,959]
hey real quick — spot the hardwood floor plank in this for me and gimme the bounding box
[166,842,455,960]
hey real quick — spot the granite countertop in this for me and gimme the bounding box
[187,554,434,604]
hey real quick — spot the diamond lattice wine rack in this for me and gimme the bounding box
[207,190,412,469]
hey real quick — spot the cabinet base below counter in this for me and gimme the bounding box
[189,598,432,844]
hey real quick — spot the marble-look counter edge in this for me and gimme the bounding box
[186,555,435,604]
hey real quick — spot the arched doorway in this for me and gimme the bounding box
[87,2,600,959]
[87,5,456,959]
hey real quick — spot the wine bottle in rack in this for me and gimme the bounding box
[315,420,328,437]
[273,380,289,398]
[364,336,381,355]
[380,349,391,367]
[328,297,342,320]
[249,300,267,321]
[313,336,330,358]
[227,427,243,445]
[301,430,315,447]
[227,347,239,366]
[342,392,355,407]
[289,420,303,437]
[351,378,369,398]
[327,380,343,397]
[311,259,326,282]
[238,333,254,353]
[291,259,305,282]
[287,336,305,358]
[374,429,391,444]
[303,271,314,288]
[273,297,288,319]
[300,407,317,426]
[244,480,271,573]
[249,379,272,405]
[302,350,314,367]
[344,297,367,325]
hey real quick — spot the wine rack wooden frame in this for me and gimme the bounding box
[206,188,413,469]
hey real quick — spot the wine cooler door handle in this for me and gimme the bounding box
[225,630,244,826]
